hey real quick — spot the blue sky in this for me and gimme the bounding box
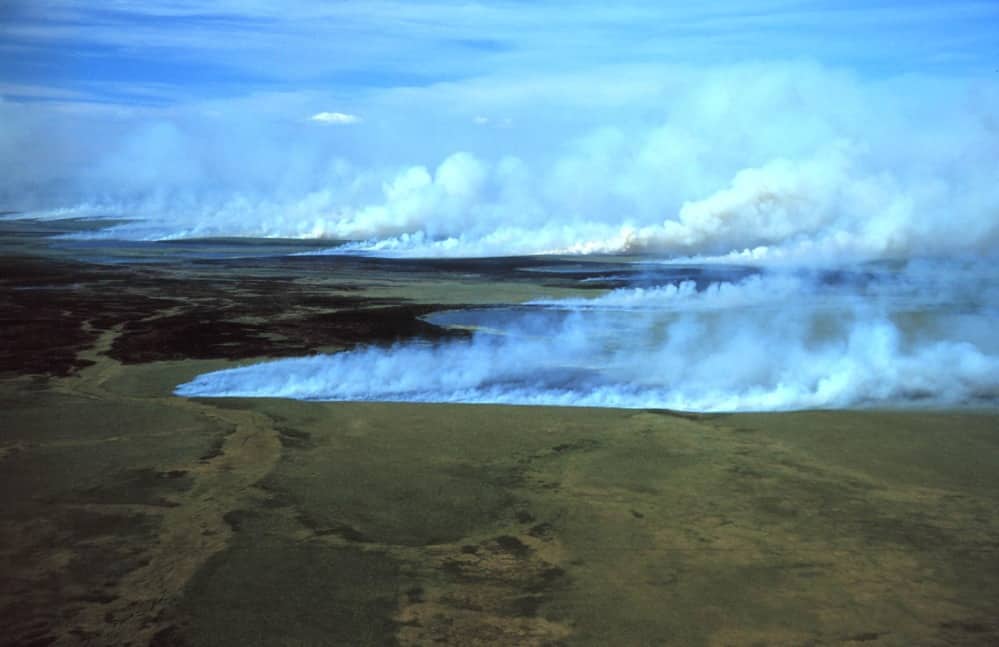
[3,1,996,108]
[1,2,997,258]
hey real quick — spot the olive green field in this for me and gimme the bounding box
[1,218,997,646]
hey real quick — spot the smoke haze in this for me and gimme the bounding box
[6,63,999,263]
[6,2,998,411]
[177,261,999,411]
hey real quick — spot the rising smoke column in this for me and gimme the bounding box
[39,63,999,264]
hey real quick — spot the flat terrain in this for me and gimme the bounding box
[1,218,997,646]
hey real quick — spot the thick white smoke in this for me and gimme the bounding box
[39,63,999,263]
[176,260,999,411]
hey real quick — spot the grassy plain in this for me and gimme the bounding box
[1,218,997,646]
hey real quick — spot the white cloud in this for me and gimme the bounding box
[472,115,513,128]
[309,111,360,125]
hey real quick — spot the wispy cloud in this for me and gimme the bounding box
[4,1,998,110]
[310,111,360,125]
[472,115,512,128]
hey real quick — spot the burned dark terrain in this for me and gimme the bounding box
[1,218,998,646]
[0,218,769,380]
